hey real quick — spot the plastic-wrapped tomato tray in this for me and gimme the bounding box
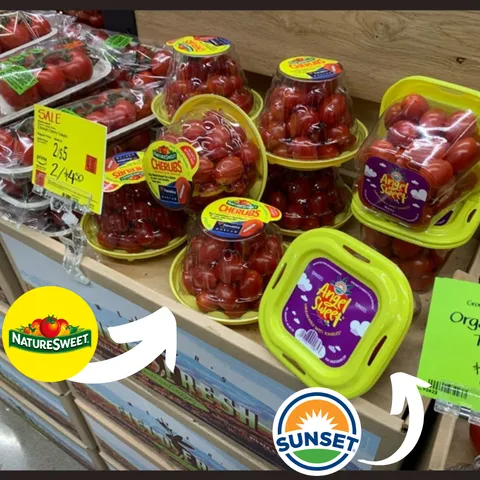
[147,95,266,212]
[258,56,368,170]
[0,176,48,210]
[262,165,352,236]
[63,10,104,29]
[0,117,33,179]
[152,35,263,124]
[357,77,480,229]
[0,11,58,60]
[82,152,188,261]
[0,38,112,126]
[169,198,284,325]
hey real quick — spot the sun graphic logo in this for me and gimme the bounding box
[273,388,361,476]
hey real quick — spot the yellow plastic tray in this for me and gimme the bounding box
[152,89,264,126]
[169,247,259,326]
[265,119,368,171]
[259,229,413,398]
[279,186,353,238]
[81,214,187,261]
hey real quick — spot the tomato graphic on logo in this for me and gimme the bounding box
[40,315,61,338]
[159,146,169,155]
[58,318,71,336]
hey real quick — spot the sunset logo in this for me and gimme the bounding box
[273,388,361,476]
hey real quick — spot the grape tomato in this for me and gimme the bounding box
[258,56,358,162]
[356,89,480,228]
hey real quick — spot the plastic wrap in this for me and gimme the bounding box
[63,10,104,28]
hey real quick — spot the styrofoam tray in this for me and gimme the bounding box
[107,114,157,141]
[0,58,112,127]
[0,28,58,61]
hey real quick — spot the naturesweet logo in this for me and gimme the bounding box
[9,314,91,354]
[154,146,177,161]
[273,388,361,476]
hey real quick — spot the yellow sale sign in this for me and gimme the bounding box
[32,105,107,215]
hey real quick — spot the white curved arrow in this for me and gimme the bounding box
[69,307,177,384]
[358,373,430,466]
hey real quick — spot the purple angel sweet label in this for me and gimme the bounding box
[282,258,378,367]
[362,157,430,224]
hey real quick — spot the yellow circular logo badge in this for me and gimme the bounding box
[3,287,98,382]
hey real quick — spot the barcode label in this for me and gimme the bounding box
[427,379,469,399]
[297,329,325,357]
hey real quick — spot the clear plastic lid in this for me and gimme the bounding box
[258,56,361,165]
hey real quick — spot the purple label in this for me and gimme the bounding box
[362,157,430,224]
[282,258,378,367]
[434,209,454,226]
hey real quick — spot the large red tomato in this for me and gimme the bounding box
[37,65,66,97]
[40,315,61,338]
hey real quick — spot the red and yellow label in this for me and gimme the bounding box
[173,36,231,57]
[279,56,343,81]
[104,151,145,193]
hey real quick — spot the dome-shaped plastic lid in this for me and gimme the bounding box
[259,229,413,398]
[278,56,344,82]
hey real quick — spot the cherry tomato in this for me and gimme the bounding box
[267,191,287,211]
[387,120,419,147]
[317,144,340,159]
[100,213,128,233]
[444,137,477,174]
[207,75,234,97]
[150,49,173,77]
[182,120,207,141]
[327,124,351,146]
[272,86,307,116]
[402,137,450,166]
[193,266,218,291]
[392,239,423,260]
[238,141,259,170]
[130,71,158,87]
[97,231,118,249]
[249,250,279,276]
[282,203,305,230]
[193,157,214,185]
[126,130,152,151]
[229,89,254,113]
[430,249,450,268]
[419,108,447,135]
[363,139,395,163]
[420,158,454,189]
[272,144,291,158]
[398,255,434,278]
[290,138,318,160]
[287,176,311,204]
[444,110,477,142]
[215,283,239,310]
[302,215,321,230]
[264,236,283,260]
[196,293,217,313]
[224,303,249,319]
[117,234,143,253]
[182,270,197,296]
[321,212,336,227]
[469,424,480,454]
[132,222,155,248]
[238,270,262,300]
[260,122,287,151]
[384,102,405,128]
[401,94,429,122]
[288,107,318,138]
[0,129,14,159]
[311,170,334,191]
[363,226,391,248]
[408,274,435,293]
[307,192,328,216]
[213,156,244,185]
[123,201,151,222]
[218,250,246,284]
[318,94,347,126]
[200,238,224,265]
[151,230,172,249]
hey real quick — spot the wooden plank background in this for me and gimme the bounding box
[136,10,480,103]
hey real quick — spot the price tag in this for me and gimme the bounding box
[32,105,107,215]
[417,277,480,413]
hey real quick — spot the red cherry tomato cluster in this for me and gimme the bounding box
[258,81,356,161]
[64,10,104,29]
[165,53,254,118]
[470,424,480,454]
[157,110,261,210]
[0,42,94,111]
[0,12,52,54]
[182,227,283,318]
[359,93,480,226]
[262,165,348,231]
[362,226,451,293]
[96,181,187,254]
[0,177,39,202]
[62,87,155,133]
[0,118,33,168]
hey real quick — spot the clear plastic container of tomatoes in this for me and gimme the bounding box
[105,125,155,158]
[0,11,57,58]
[262,165,352,235]
[144,94,267,212]
[0,37,113,125]
[81,151,188,260]
[355,76,480,230]
[170,197,284,325]
[152,36,263,124]
[352,187,480,293]
[257,56,368,170]
[0,175,48,209]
